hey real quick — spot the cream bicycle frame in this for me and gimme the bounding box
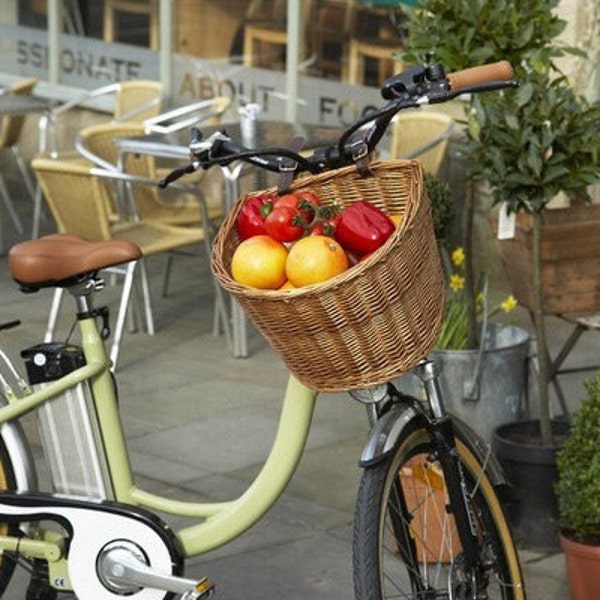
[0,313,319,559]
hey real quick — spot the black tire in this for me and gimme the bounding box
[353,421,525,600]
[0,434,20,597]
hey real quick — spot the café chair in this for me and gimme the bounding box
[347,40,404,86]
[32,158,229,368]
[33,79,165,237]
[0,77,39,241]
[390,111,454,176]
[243,0,314,70]
[75,119,225,300]
[346,4,407,86]
[311,0,354,79]
[38,80,165,158]
[143,96,232,134]
[549,312,600,414]
[103,0,159,50]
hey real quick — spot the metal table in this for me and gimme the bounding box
[0,94,52,116]
[114,120,342,358]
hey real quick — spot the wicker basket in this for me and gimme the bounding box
[211,159,445,392]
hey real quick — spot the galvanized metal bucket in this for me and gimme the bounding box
[401,323,531,444]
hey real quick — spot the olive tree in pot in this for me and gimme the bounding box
[467,67,600,548]
[402,0,566,349]
[403,0,600,548]
[556,371,600,599]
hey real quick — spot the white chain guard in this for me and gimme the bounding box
[0,493,180,599]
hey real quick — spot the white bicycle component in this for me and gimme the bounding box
[0,497,180,599]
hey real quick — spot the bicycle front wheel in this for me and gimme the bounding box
[353,422,525,600]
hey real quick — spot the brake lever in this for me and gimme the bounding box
[158,163,198,188]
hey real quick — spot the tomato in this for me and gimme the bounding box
[293,189,321,213]
[264,205,307,242]
[235,193,276,240]
[310,211,341,237]
[285,235,349,287]
[231,235,288,289]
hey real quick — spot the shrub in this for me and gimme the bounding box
[556,372,600,543]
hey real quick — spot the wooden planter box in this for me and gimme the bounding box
[494,204,600,315]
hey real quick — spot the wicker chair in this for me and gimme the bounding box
[76,121,223,225]
[38,80,164,158]
[243,0,314,70]
[32,158,228,368]
[0,78,39,239]
[33,80,165,237]
[389,111,454,176]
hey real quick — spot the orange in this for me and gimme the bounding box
[279,280,296,291]
[389,213,404,227]
[231,235,288,289]
[285,235,349,287]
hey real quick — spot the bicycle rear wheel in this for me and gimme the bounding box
[353,421,525,600]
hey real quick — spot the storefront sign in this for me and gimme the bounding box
[0,24,387,129]
[173,54,384,127]
[0,24,158,86]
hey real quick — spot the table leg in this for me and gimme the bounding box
[222,165,248,358]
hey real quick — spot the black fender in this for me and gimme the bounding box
[359,401,513,501]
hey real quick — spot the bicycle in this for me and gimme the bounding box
[0,60,525,600]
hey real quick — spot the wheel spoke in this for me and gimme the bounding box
[353,425,524,600]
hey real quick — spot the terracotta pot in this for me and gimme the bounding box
[560,532,600,600]
[401,457,460,563]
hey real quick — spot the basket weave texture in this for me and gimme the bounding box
[211,159,445,392]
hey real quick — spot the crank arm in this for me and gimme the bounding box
[99,543,214,598]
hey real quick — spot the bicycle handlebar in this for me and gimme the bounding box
[159,61,517,189]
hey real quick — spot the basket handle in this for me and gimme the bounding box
[276,135,306,194]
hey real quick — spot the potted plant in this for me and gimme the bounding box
[403,0,600,548]
[556,371,600,599]
[402,0,566,349]
[467,40,600,552]
[404,175,529,445]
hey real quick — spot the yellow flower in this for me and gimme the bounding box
[501,294,518,313]
[476,292,484,309]
[450,274,465,292]
[451,247,465,268]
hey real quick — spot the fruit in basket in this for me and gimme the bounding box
[309,204,342,237]
[285,235,349,287]
[264,205,306,242]
[335,200,395,255]
[235,193,277,240]
[231,235,288,289]
[264,191,324,242]
[389,213,404,227]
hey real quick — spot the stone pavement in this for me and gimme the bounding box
[0,119,591,598]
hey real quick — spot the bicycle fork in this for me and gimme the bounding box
[356,359,506,592]
[417,360,483,574]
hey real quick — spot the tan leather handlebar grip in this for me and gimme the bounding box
[447,61,514,91]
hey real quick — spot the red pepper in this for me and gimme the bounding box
[334,200,395,255]
[235,193,276,240]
